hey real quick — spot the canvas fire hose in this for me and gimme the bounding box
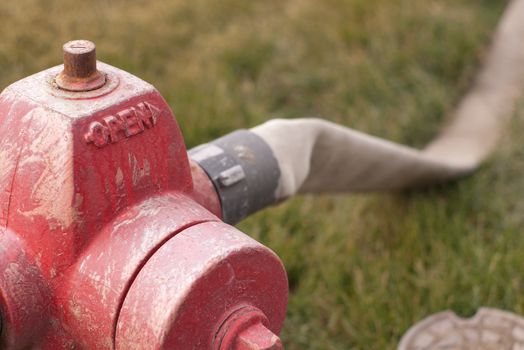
[191,0,524,225]
[0,0,522,349]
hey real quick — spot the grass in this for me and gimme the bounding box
[0,0,520,348]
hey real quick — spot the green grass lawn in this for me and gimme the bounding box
[1,0,521,348]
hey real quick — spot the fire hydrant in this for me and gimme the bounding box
[0,40,287,349]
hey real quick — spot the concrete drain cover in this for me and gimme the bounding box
[398,308,524,350]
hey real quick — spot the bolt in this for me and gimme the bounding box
[235,322,283,350]
[214,306,284,350]
[55,40,106,92]
[62,40,97,78]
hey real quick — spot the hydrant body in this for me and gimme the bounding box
[0,55,287,349]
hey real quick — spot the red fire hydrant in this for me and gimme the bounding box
[0,40,287,349]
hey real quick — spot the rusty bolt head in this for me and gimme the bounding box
[62,40,97,78]
[55,40,106,92]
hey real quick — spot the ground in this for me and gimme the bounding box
[0,0,520,349]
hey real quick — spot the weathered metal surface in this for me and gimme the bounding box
[60,194,219,349]
[214,305,284,350]
[190,160,222,218]
[0,228,50,349]
[0,41,288,349]
[115,221,288,350]
[55,40,106,92]
[235,323,284,350]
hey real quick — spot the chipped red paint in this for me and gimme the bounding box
[190,160,222,218]
[116,222,287,350]
[0,56,288,349]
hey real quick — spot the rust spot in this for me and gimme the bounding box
[55,40,106,92]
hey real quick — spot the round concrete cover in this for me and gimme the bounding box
[398,308,524,349]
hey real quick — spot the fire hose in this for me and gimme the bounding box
[0,0,522,349]
[191,0,524,225]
